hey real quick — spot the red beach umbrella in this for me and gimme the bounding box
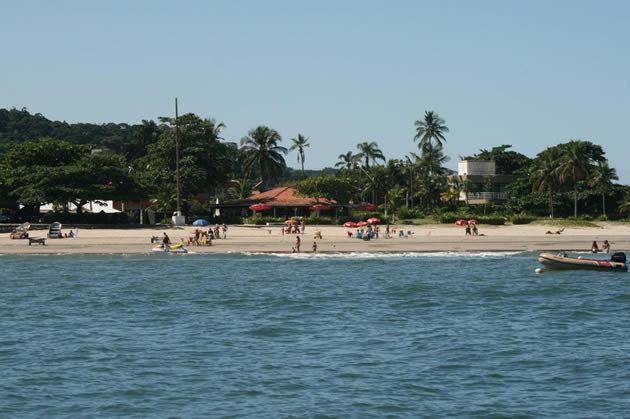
[356,221,369,227]
[356,203,377,211]
[310,204,331,211]
[249,203,272,211]
[367,217,381,224]
[467,219,478,225]
[455,219,467,226]
[343,221,357,228]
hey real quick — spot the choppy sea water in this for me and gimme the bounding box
[1,252,629,417]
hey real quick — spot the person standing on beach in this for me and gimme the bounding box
[312,241,318,252]
[162,232,171,251]
[472,224,478,236]
[465,225,471,236]
[295,235,301,252]
[221,223,227,239]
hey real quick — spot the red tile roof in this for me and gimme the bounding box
[222,186,336,207]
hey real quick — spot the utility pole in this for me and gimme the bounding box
[175,98,182,215]
[172,98,185,226]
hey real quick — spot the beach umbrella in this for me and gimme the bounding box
[192,219,210,226]
[356,221,369,227]
[356,203,377,211]
[310,204,331,211]
[249,203,272,212]
[467,219,478,225]
[343,221,357,228]
[367,217,381,224]
[455,219,467,226]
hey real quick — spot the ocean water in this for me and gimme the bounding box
[1,252,629,417]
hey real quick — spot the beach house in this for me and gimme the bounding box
[451,160,515,204]
[212,186,345,218]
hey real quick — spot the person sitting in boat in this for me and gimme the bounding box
[602,240,611,253]
[591,241,600,253]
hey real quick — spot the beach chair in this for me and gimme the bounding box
[10,222,30,239]
[47,222,63,238]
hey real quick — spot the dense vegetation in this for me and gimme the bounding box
[0,107,628,224]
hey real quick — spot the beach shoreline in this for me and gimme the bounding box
[1,223,628,255]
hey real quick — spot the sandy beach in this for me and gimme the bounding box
[1,222,629,254]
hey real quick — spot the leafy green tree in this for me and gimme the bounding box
[289,134,310,178]
[139,114,233,208]
[294,175,354,204]
[356,141,385,169]
[589,160,618,217]
[465,145,531,175]
[240,126,287,185]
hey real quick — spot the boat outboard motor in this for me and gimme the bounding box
[611,252,627,263]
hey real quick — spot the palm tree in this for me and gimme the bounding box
[240,126,288,185]
[557,141,594,218]
[531,148,561,218]
[589,160,618,217]
[414,111,449,169]
[356,141,385,169]
[335,151,360,170]
[289,134,310,177]
[618,192,630,217]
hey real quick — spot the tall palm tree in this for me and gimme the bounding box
[557,141,594,218]
[531,148,561,218]
[414,110,449,166]
[289,134,310,177]
[335,151,360,170]
[240,126,287,185]
[356,141,385,169]
[589,160,618,217]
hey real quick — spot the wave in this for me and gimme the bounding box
[239,251,525,260]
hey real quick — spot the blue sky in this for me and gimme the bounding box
[2,0,629,181]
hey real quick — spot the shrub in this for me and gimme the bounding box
[397,207,424,219]
[306,215,333,225]
[477,215,506,225]
[437,212,472,224]
[510,214,537,225]
[242,216,285,225]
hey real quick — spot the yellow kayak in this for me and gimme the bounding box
[151,243,188,253]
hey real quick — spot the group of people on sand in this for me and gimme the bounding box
[187,224,228,246]
[591,240,611,254]
[464,223,480,236]
[282,220,305,235]
[289,229,320,253]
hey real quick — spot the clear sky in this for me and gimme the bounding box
[2,0,629,181]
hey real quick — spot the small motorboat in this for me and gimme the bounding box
[151,243,188,254]
[538,252,627,272]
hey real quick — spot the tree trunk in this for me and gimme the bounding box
[573,184,578,218]
[301,154,305,178]
[548,186,554,218]
[602,192,606,217]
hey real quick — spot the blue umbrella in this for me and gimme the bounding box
[192,219,210,226]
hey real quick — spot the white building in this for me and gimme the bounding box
[451,160,514,203]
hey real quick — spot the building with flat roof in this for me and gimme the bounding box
[450,160,515,204]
